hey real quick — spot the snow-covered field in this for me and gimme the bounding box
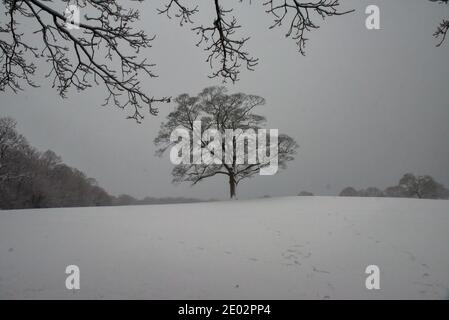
[1,196,448,299]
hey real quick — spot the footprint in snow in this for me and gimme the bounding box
[249,258,258,262]
[312,266,330,274]
[283,263,294,266]
[302,252,312,259]
[413,281,433,287]
[404,251,416,261]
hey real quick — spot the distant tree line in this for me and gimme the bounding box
[339,173,449,200]
[298,191,314,196]
[112,194,208,206]
[0,117,205,209]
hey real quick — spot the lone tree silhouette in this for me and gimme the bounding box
[154,86,298,198]
[1,0,353,121]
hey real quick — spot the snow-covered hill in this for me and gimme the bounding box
[1,196,448,299]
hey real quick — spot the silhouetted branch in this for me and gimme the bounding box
[430,0,449,47]
[1,0,170,122]
[160,0,353,82]
[263,0,354,55]
[157,0,198,25]
[2,0,355,118]
[434,19,449,46]
[193,0,258,83]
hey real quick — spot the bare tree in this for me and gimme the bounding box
[154,86,298,198]
[1,0,353,120]
[431,0,449,46]
[1,0,170,122]
[399,173,447,199]
[160,0,353,81]
[0,116,28,181]
[1,117,114,209]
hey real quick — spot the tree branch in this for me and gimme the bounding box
[1,0,170,122]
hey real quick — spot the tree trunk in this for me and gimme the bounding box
[229,174,236,199]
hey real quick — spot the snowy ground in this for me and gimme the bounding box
[1,196,448,299]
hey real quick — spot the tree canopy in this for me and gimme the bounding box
[155,86,298,198]
[1,0,353,121]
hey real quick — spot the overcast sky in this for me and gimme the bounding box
[1,0,449,200]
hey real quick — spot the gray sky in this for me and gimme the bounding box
[1,0,449,200]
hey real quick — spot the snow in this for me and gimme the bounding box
[1,196,449,299]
